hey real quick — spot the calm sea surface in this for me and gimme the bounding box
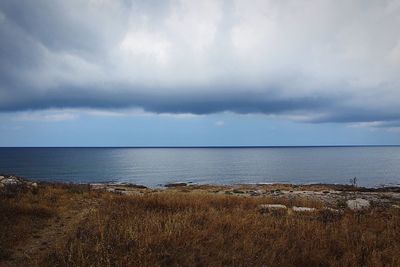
[0,147,399,187]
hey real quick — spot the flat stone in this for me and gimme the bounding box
[292,206,316,212]
[346,198,370,210]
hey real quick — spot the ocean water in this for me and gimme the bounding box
[0,147,399,187]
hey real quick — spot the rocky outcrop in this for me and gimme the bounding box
[0,175,38,196]
[346,198,370,210]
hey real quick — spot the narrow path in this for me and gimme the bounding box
[3,198,100,266]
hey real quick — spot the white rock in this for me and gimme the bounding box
[2,178,18,185]
[346,198,370,210]
[292,206,316,212]
[31,182,38,188]
[0,176,4,180]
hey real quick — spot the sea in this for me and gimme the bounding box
[0,146,399,188]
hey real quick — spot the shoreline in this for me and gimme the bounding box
[2,174,399,208]
[2,173,400,191]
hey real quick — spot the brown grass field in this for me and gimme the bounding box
[1,183,400,267]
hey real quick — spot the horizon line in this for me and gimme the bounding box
[1,145,400,149]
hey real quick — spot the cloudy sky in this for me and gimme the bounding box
[1,0,400,146]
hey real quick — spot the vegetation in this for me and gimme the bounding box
[1,183,399,266]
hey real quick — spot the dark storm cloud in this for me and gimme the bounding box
[1,0,400,127]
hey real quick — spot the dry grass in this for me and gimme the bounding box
[45,191,400,267]
[1,184,400,266]
[0,184,93,262]
[0,186,56,260]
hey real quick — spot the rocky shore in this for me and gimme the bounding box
[2,174,400,212]
[89,179,400,211]
[0,175,38,196]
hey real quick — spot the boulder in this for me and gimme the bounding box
[346,198,370,211]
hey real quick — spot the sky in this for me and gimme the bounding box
[1,0,400,146]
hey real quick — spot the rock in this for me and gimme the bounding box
[31,182,38,188]
[258,204,287,215]
[2,178,19,185]
[0,175,5,180]
[346,198,370,210]
[165,182,187,188]
[392,204,400,209]
[292,206,316,212]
